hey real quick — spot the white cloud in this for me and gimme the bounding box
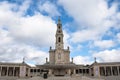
[70,29,100,43]
[63,30,71,49]
[9,14,56,47]
[1,0,119,66]
[39,1,60,17]
[0,29,49,64]
[0,1,59,65]
[76,45,83,51]
[58,0,108,27]
[0,1,57,47]
[58,0,118,43]
[17,0,32,15]
[25,47,49,64]
[0,1,70,65]
[94,40,115,49]
[0,29,13,45]
[117,33,120,43]
[73,56,92,65]
[58,0,120,64]
[93,49,120,62]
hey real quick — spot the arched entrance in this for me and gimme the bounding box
[54,69,65,76]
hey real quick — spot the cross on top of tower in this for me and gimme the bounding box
[94,57,97,63]
[58,16,61,24]
[22,57,25,63]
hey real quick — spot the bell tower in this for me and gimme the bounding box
[49,17,70,64]
[55,17,64,49]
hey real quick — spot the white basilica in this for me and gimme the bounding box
[0,18,120,78]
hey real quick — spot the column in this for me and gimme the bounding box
[117,66,119,75]
[98,67,100,77]
[73,69,76,74]
[111,67,113,76]
[7,67,8,76]
[0,66,1,76]
[0,66,2,76]
[13,67,15,76]
[115,66,118,75]
[68,69,71,76]
[49,69,52,75]
[1,67,3,76]
[104,67,106,76]
[8,67,10,76]
[28,68,30,77]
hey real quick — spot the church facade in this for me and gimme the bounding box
[0,18,120,78]
[45,18,75,76]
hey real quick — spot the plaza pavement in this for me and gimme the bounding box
[17,76,105,80]
[0,76,120,80]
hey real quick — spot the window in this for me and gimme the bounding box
[58,37,61,42]
[58,30,61,33]
[30,69,33,72]
[37,69,40,72]
[34,69,36,72]
[58,26,60,29]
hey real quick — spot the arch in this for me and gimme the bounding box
[58,26,60,29]
[58,37,61,42]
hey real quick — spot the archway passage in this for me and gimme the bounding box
[58,37,61,42]
[54,69,65,76]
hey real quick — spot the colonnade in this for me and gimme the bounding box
[76,69,89,75]
[100,66,120,76]
[0,66,20,77]
[30,68,44,76]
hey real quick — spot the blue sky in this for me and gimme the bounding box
[0,0,120,66]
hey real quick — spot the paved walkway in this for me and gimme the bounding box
[0,75,120,80]
[17,76,105,80]
[1,76,119,80]
[0,76,120,80]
